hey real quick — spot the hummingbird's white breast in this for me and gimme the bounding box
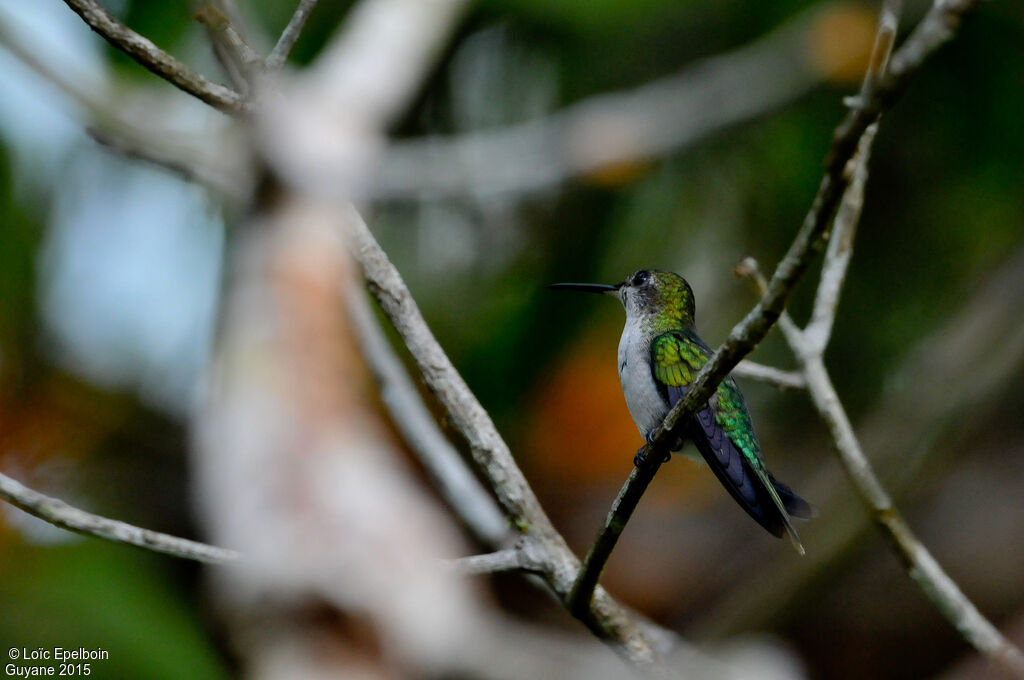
[617,316,669,437]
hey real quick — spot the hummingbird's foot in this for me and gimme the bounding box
[633,442,672,468]
[644,430,673,463]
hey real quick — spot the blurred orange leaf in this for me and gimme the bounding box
[525,327,648,483]
[807,3,876,84]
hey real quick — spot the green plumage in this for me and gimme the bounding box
[652,332,760,465]
[651,330,804,550]
[549,269,811,552]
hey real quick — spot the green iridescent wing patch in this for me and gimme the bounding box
[714,377,762,465]
[651,332,762,465]
[650,331,706,388]
[648,330,806,553]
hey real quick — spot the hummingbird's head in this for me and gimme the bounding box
[549,269,696,330]
[617,270,695,329]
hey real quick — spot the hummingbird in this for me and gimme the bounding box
[550,269,812,553]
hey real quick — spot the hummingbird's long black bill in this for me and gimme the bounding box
[548,282,619,294]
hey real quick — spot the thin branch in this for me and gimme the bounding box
[267,0,320,69]
[199,0,268,91]
[196,5,265,79]
[804,0,897,349]
[801,358,1024,676]
[448,549,535,576]
[733,256,803,348]
[60,0,248,114]
[566,0,982,617]
[346,285,510,547]
[733,360,806,390]
[568,466,661,618]
[824,0,976,173]
[346,212,549,544]
[0,472,239,564]
[209,0,268,53]
[803,123,876,352]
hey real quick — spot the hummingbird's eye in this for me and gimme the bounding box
[631,271,650,287]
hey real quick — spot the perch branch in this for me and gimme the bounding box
[697,248,1024,639]
[60,0,248,114]
[345,207,671,669]
[723,0,1024,671]
[566,0,981,618]
[0,472,239,564]
[257,0,669,667]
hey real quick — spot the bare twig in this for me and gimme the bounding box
[566,0,982,618]
[805,0,897,349]
[346,285,510,546]
[448,548,536,576]
[208,0,266,53]
[0,472,239,563]
[733,360,806,390]
[267,0,320,69]
[800,358,1024,676]
[60,0,248,114]
[732,257,803,345]
[804,122,876,352]
[825,0,975,172]
[568,465,662,618]
[198,0,265,91]
[196,5,265,76]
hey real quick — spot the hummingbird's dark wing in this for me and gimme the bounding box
[650,331,811,553]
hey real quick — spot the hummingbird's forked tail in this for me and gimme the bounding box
[772,477,815,520]
[688,408,814,555]
[759,474,813,556]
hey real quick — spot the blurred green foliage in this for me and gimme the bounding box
[0,542,230,680]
